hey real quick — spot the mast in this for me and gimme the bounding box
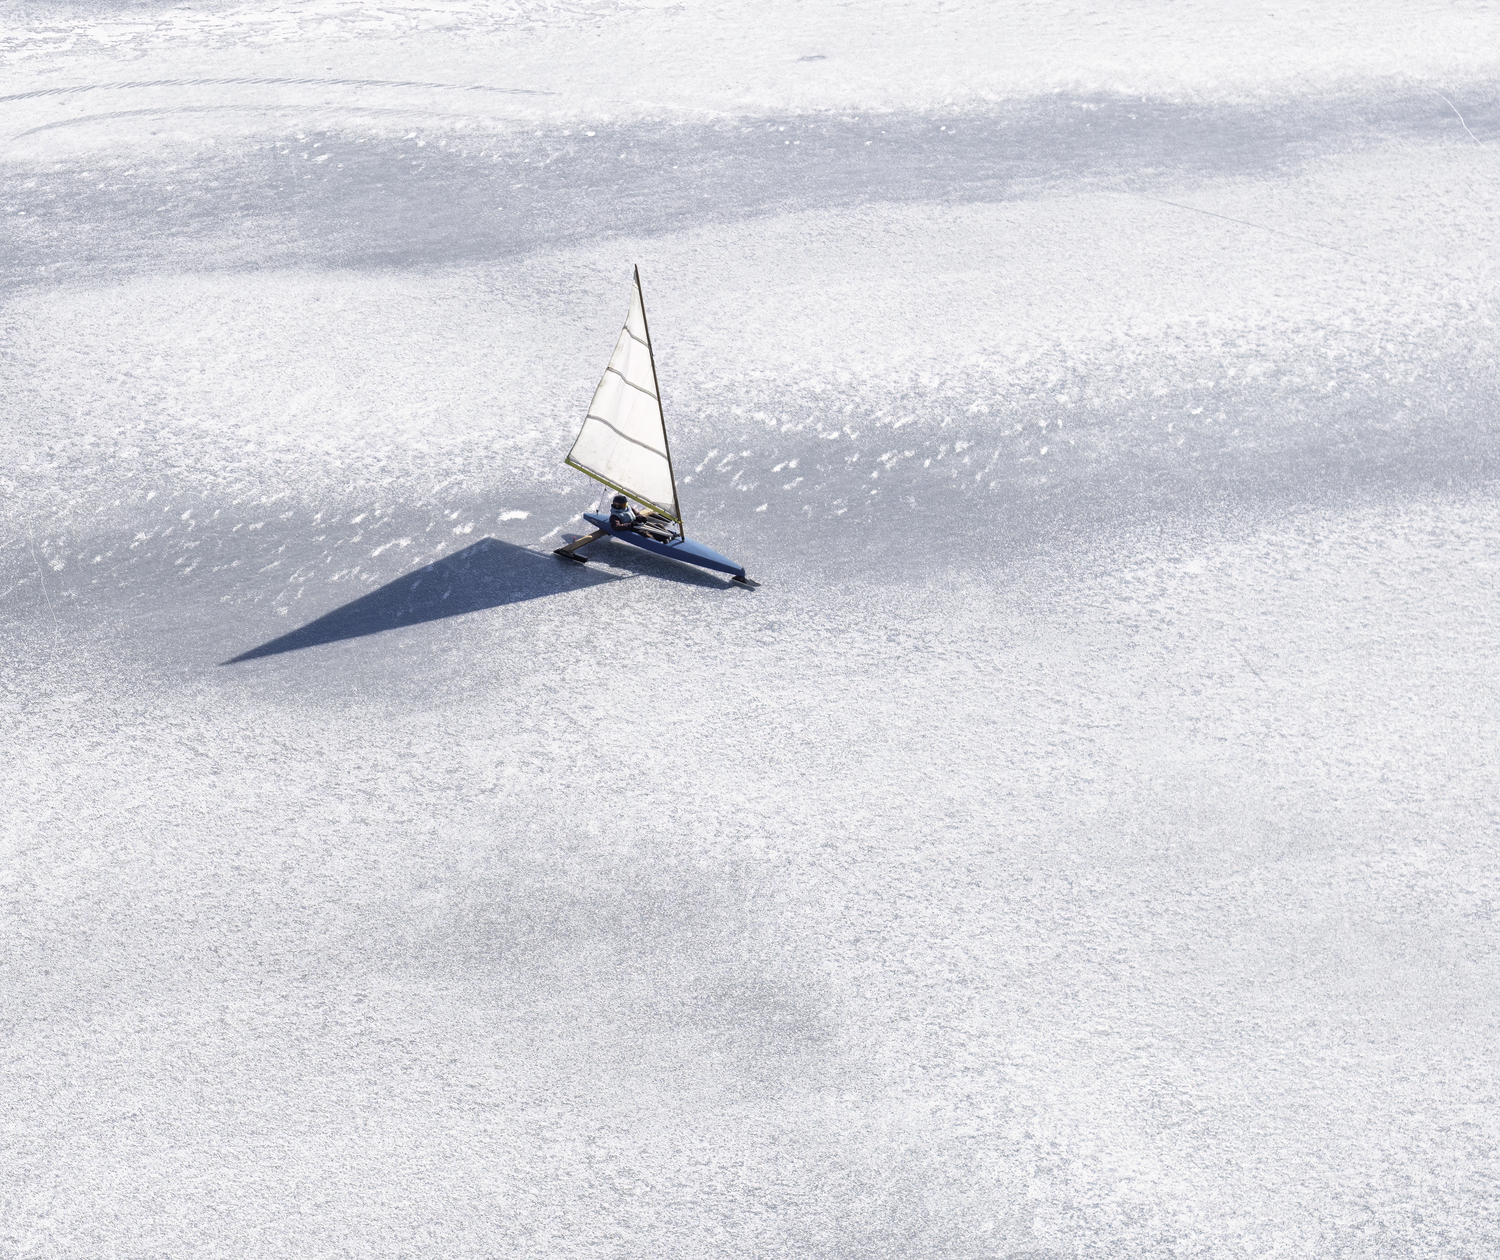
[633,265,684,538]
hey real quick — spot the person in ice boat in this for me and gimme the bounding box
[554,494,675,558]
[608,494,675,541]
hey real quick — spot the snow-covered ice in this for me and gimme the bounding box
[3,2,1500,1257]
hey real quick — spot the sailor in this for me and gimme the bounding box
[607,493,638,530]
[554,494,670,561]
[610,494,674,541]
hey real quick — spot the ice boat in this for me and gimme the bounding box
[554,268,752,585]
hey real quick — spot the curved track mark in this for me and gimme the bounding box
[0,76,556,104]
[13,103,495,139]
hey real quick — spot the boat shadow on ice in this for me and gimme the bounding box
[556,532,742,589]
[223,537,627,664]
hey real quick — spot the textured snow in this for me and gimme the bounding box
[4,2,1500,1258]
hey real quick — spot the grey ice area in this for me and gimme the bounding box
[4,91,1499,286]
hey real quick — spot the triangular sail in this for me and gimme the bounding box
[565,269,681,523]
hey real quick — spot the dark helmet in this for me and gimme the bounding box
[611,494,628,509]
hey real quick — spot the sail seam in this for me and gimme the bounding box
[564,459,678,521]
[623,327,650,349]
[604,365,659,401]
[580,413,668,459]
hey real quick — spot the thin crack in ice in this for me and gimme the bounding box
[1430,88,1493,151]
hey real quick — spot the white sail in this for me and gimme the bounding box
[565,269,681,522]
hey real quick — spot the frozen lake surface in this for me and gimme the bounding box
[4,3,1500,1256]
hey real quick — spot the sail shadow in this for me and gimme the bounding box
[223,538,618,663]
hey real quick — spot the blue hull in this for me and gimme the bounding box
[582,513,746,580]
